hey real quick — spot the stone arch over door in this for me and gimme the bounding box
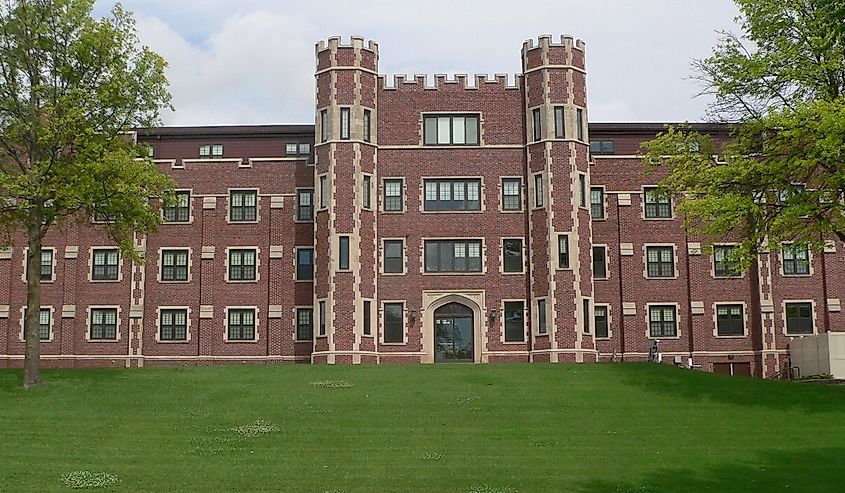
[421,291,486,364]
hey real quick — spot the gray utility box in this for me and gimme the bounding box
[790,332,845,379]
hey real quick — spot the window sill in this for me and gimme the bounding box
[381,210,406,214]
[594,337,611,341]
[156,340,191,344]
[381,342,405,346]
[502,340,526,345]
[226,280,259,284]
[642,217,675,221]
[715,334,747,339]
[294,220,315,224]
[295,279,314,283]
[227,220,260,225]
[500,209,524,214]
[647,335,680,340]
[91,279,122,283]
[782,274,812,278]
[785,332,816,337]
[501,271,526,275]
[382,272,406,276]
[714,275,745,280]
[644,276,679,280]
[295,338,314,343]
[162,221,192,225]
[159,279,191,284]
[535,333,549,337]
[87,338,120,343]
[422,272,485,276]
[420,210,484,214]
[591,217,607,222]
[224,339,259,344]
[594,276,610,281]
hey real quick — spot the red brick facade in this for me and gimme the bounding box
[0,35,839,377]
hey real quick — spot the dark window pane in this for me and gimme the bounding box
[593,246,607,279]
[786,302,813,335]
[297,308,313,340]
[384,303,404,343]
[363,301,371,335]
[384,240,404,274]
[595,306,608,338]
[297,249,314,280]
[504,301,524,342]
[716,304,744,336]
[339,237,350,271]
[503,239,523,273]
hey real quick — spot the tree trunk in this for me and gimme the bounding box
[23,213,44,389]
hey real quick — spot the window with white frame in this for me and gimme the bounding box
[782,244,810,275]
[229,190,257,222]
[558,235,570,269]
[92,248,119,281]
[502,178,522,211]
[714,245,742,278]
[383,179,403,212]
[644,187,672,218]
[161,249,189,282]
[423,179,481,211]
[716,304,744,336]
[646,246,674,278]
[590,187,605,219]
[383,240,404,274]
[163,191,190,223]
[424,240,482,273]
[228,249,257,281]
[534,174,544,208]
[340,107,350,140]
[227,309,256,341]
[199,144,223,159]
[160,309,188,341]
[649,305,677,337]
[90,308,118,340]
[423,114,480,145]
[297,189,314,221]
[554,106,565,138]
[785,302,813,335]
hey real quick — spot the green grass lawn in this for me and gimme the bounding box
[1,363,845,493]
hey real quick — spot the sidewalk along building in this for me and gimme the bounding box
[1,35,842,378]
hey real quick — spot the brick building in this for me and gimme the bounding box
[1,35,839,378]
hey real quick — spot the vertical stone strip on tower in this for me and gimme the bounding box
[522,35,596,363]
[313,37,379,364]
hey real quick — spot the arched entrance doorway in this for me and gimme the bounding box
[434,302,474,363]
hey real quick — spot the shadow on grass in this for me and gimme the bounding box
[575,447,845,493]
[616,363,845,413]
[0,367,129,394]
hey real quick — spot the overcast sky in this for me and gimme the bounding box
[92,0,742,127]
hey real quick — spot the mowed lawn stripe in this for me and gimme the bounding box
[1,363,844,492]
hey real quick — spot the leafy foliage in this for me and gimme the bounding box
[641,0,845,261]
[0,0,174,386]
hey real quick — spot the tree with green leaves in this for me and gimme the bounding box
[640,0,845,262]
[0,0,174,388]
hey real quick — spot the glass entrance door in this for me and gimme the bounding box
[434,303,474,363]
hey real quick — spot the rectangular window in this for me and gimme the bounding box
[161,249,189,282]
[363,175,371,209]
[159,309,188,341]
[554,106,565,138]
[296,308,313,340]
[592,246,607,279]
[383,302,404,343]
[297,189,314,221]
[228,249,257,281]
[163,191,190,223]
[646,246,674,278]
[319,175,328,209]
[92,248,119,281]
[537,299,547,334]
[363,301,371,336]
[39,249,53,281]
[23,308,51,341]
[383,240,404,274]
[340,107,350,140]
[285,143,298,155]
[199,144,223,159]
[423,179,481,211]
[532,108,542,141]
[504,301,525,342]
[424,240,482,273]
[644,187,672,218]
[227,309,255,341]
[383,179,403,212]
[589,140,615,155]
[595,305,609,338]
[579,174,587,208]
[649,305,677,337]
[423,114,480,145]
[338,237,350,271]
[230,190,257,222]
[716,304,744,336]
[318,301,327,336]
[296,248,314,281]
[320,110,328,142]
[93,209,115,223]
[576,108,585,141]
[90,308,118,340]
[299,143,310,155]
[501,178,522,211]
[783,244,810,275]
[558,235,570,269]
[503,239,523,273]
[363,109,371,142]
[534,174,544,208]
[785,302,813,335]
[590,187,605,219]
[583,298,591,334]
[714,245,741,277]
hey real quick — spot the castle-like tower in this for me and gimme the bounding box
[522,36,596,362]
[312,37,379,364]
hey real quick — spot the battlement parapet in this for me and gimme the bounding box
[379,73,521,91]
[315,36,379,54]
[521,34,585,53]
